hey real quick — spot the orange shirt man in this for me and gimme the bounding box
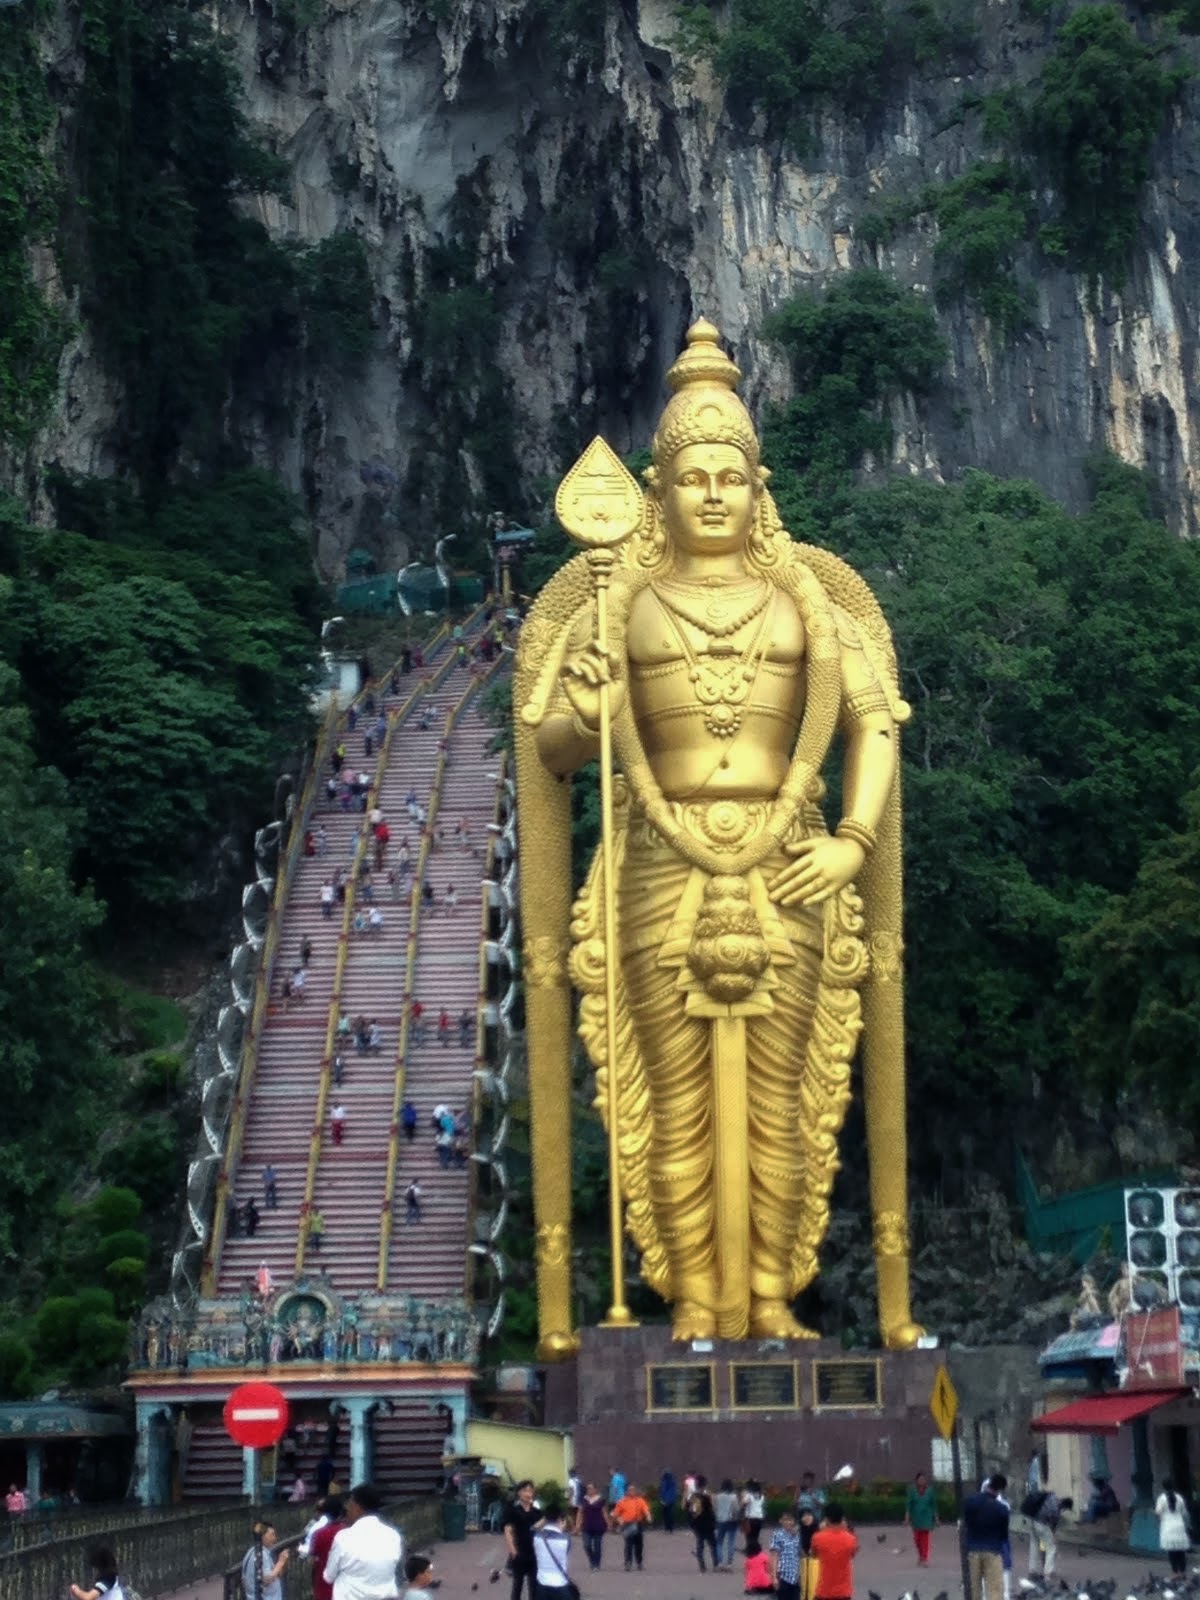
[810,1504,858,1600]
[611,1486,652,1573]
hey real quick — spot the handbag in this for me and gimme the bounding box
[536,1530,581,1600]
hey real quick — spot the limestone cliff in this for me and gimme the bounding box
[26,0,1200,570]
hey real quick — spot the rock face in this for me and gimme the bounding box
[30,0,1200,569]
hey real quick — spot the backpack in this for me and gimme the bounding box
[687,1493,706,1519]
[1020,1490,1048,1520]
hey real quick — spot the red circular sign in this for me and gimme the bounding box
[223,1382,289,1449]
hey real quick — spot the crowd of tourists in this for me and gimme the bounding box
[494,1464,1193,1600]
[501,1471,860,1600]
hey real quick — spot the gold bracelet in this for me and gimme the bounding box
[569,706,600,741]
[835,818,878,854]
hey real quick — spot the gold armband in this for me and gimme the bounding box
[843,686,891,721]
[835,818,878,854]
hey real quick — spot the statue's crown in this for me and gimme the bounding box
[652,318,760,471]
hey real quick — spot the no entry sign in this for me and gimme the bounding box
[223,1382,289,1449]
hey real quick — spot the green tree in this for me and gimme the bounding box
[35,1288,126,1385]
[1026,5,1188,281]
[10,474,320,915]
[0,658,109,1264]
[1070,782,1200,1120]
[762,270,945,504]
[822,464,1200,1185]
[0,4,65,444]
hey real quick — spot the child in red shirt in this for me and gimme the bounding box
[810,1504,858,1600]
[743,1538,773,1593]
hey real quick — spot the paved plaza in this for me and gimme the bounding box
[162,1521,1179,1600]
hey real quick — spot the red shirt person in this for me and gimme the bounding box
[810,1505,858,1600]
[309,1500,346,1600]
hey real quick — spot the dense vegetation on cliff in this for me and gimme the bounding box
[0,0,332,1384]
[2,0,1200,1358]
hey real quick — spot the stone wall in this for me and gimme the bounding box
[550,1327,1043,1487]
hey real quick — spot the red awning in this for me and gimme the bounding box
[1032,1389,1190,1436]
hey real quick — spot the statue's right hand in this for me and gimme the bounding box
[561,642,625,730]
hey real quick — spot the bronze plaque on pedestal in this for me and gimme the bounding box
[812,1357,883,1409]
[731,1361,799,1410]
[646,1362,716,1412]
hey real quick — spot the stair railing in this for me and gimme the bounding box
[202,694,339,1296]
[375,654,505,1289]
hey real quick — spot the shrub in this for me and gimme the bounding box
[102,1117,183,1206]
[0,1333,35,1399]
[1025,4,1188,282]
[105,1255,148,1316]
[762,270,945,489]
[89,1186,143,1236]
[97,1228,151,1267]
[136,1050,187,1104]
[926,160,1035,330]
[299,233,374,364]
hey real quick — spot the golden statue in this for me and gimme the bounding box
[514,320,922,1354]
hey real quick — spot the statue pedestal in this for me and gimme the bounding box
[546,1324,944,1485]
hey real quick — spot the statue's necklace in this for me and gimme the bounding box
[652,575,771,638]
[652,585,774,738]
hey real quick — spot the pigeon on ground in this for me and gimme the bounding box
[878,1533,888,1543]
[489,1572,501,1584]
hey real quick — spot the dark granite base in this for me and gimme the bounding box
[546,1323,946,1486]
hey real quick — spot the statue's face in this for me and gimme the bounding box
[660,442,758,558]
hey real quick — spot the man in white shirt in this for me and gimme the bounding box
[299,1498,331,1558]
[324,1483,404,1600]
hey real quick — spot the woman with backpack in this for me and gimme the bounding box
[687,1477,718,1574]
[1156,1479,1192,1574]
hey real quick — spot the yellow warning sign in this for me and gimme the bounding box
[930,1364,958,1441]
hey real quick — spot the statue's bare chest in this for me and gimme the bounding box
[625,581,806,758]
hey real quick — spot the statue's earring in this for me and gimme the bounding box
[750,477,781,567]
[637,467,668,568]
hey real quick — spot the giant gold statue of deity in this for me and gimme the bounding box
[514,320,922,1355]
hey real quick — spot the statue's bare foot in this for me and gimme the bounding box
[750,1300,819,1339]
[671,1301,717,1340]
[883,1320,925,1351]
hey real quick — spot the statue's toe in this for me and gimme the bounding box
[749,1301,819,1340]
[671,1302,717,1340]
[537,1331,581,1360]
[884,1320,925,1351]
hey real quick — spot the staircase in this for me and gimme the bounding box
[303,666,488,1291]
[182,1417,352,1502]
[373,1401,447,1495]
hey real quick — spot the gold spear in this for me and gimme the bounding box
[555,437,642,1329]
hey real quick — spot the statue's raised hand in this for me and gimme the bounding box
[561,641,625,731]
[767,834,864,907]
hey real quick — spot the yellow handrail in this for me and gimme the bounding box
[294,653,459,1277]
[375,656,505,1290]
[203,695,339,1295]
